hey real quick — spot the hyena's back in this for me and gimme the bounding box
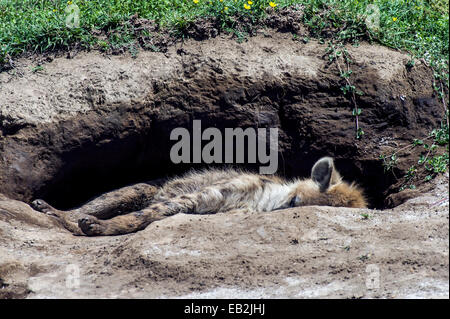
[154,168,282,202]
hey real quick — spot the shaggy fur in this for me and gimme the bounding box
[31,157,366,236]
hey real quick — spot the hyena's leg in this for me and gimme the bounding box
[31,183,158,234]
[78,186,225,236]
[73,183,158,219]
[30,199,85,235]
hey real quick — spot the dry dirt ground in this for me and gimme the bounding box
[0,173,448,299]
[0,27,448,299]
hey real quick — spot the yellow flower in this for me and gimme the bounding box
[392,17,397,21]
[67,1,72,5]
[224,6,228,11]
[248,1,253,4]
[220,0,223,2]
[53,9,57,12]
[244,3,251,9]
[269,1,277,7]
[193,0,199,3]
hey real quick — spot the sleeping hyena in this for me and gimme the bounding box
[31,157,367,236]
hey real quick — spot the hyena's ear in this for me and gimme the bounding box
[311,157,340,192]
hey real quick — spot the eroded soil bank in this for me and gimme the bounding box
[0,30,444,210]
[0,25,448,299]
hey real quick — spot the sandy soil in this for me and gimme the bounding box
[0,30,413,128]
[0,173,447,299]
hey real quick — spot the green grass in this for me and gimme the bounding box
[0,1,448,68]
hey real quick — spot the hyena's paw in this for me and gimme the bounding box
[31,199,58,216]
[78,216,107,236]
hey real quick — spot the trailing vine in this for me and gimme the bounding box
[326,42,364,139]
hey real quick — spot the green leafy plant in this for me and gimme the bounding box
[31,65,45,73]
[326,42,365,139]
[382,117,449,190]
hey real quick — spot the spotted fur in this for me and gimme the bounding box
[31,157,366,236]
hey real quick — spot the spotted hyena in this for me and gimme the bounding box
[31,157,367,236]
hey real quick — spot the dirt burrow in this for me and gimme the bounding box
[0,30,444,211]
[0,22,447,299]
[0,173,447,299]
